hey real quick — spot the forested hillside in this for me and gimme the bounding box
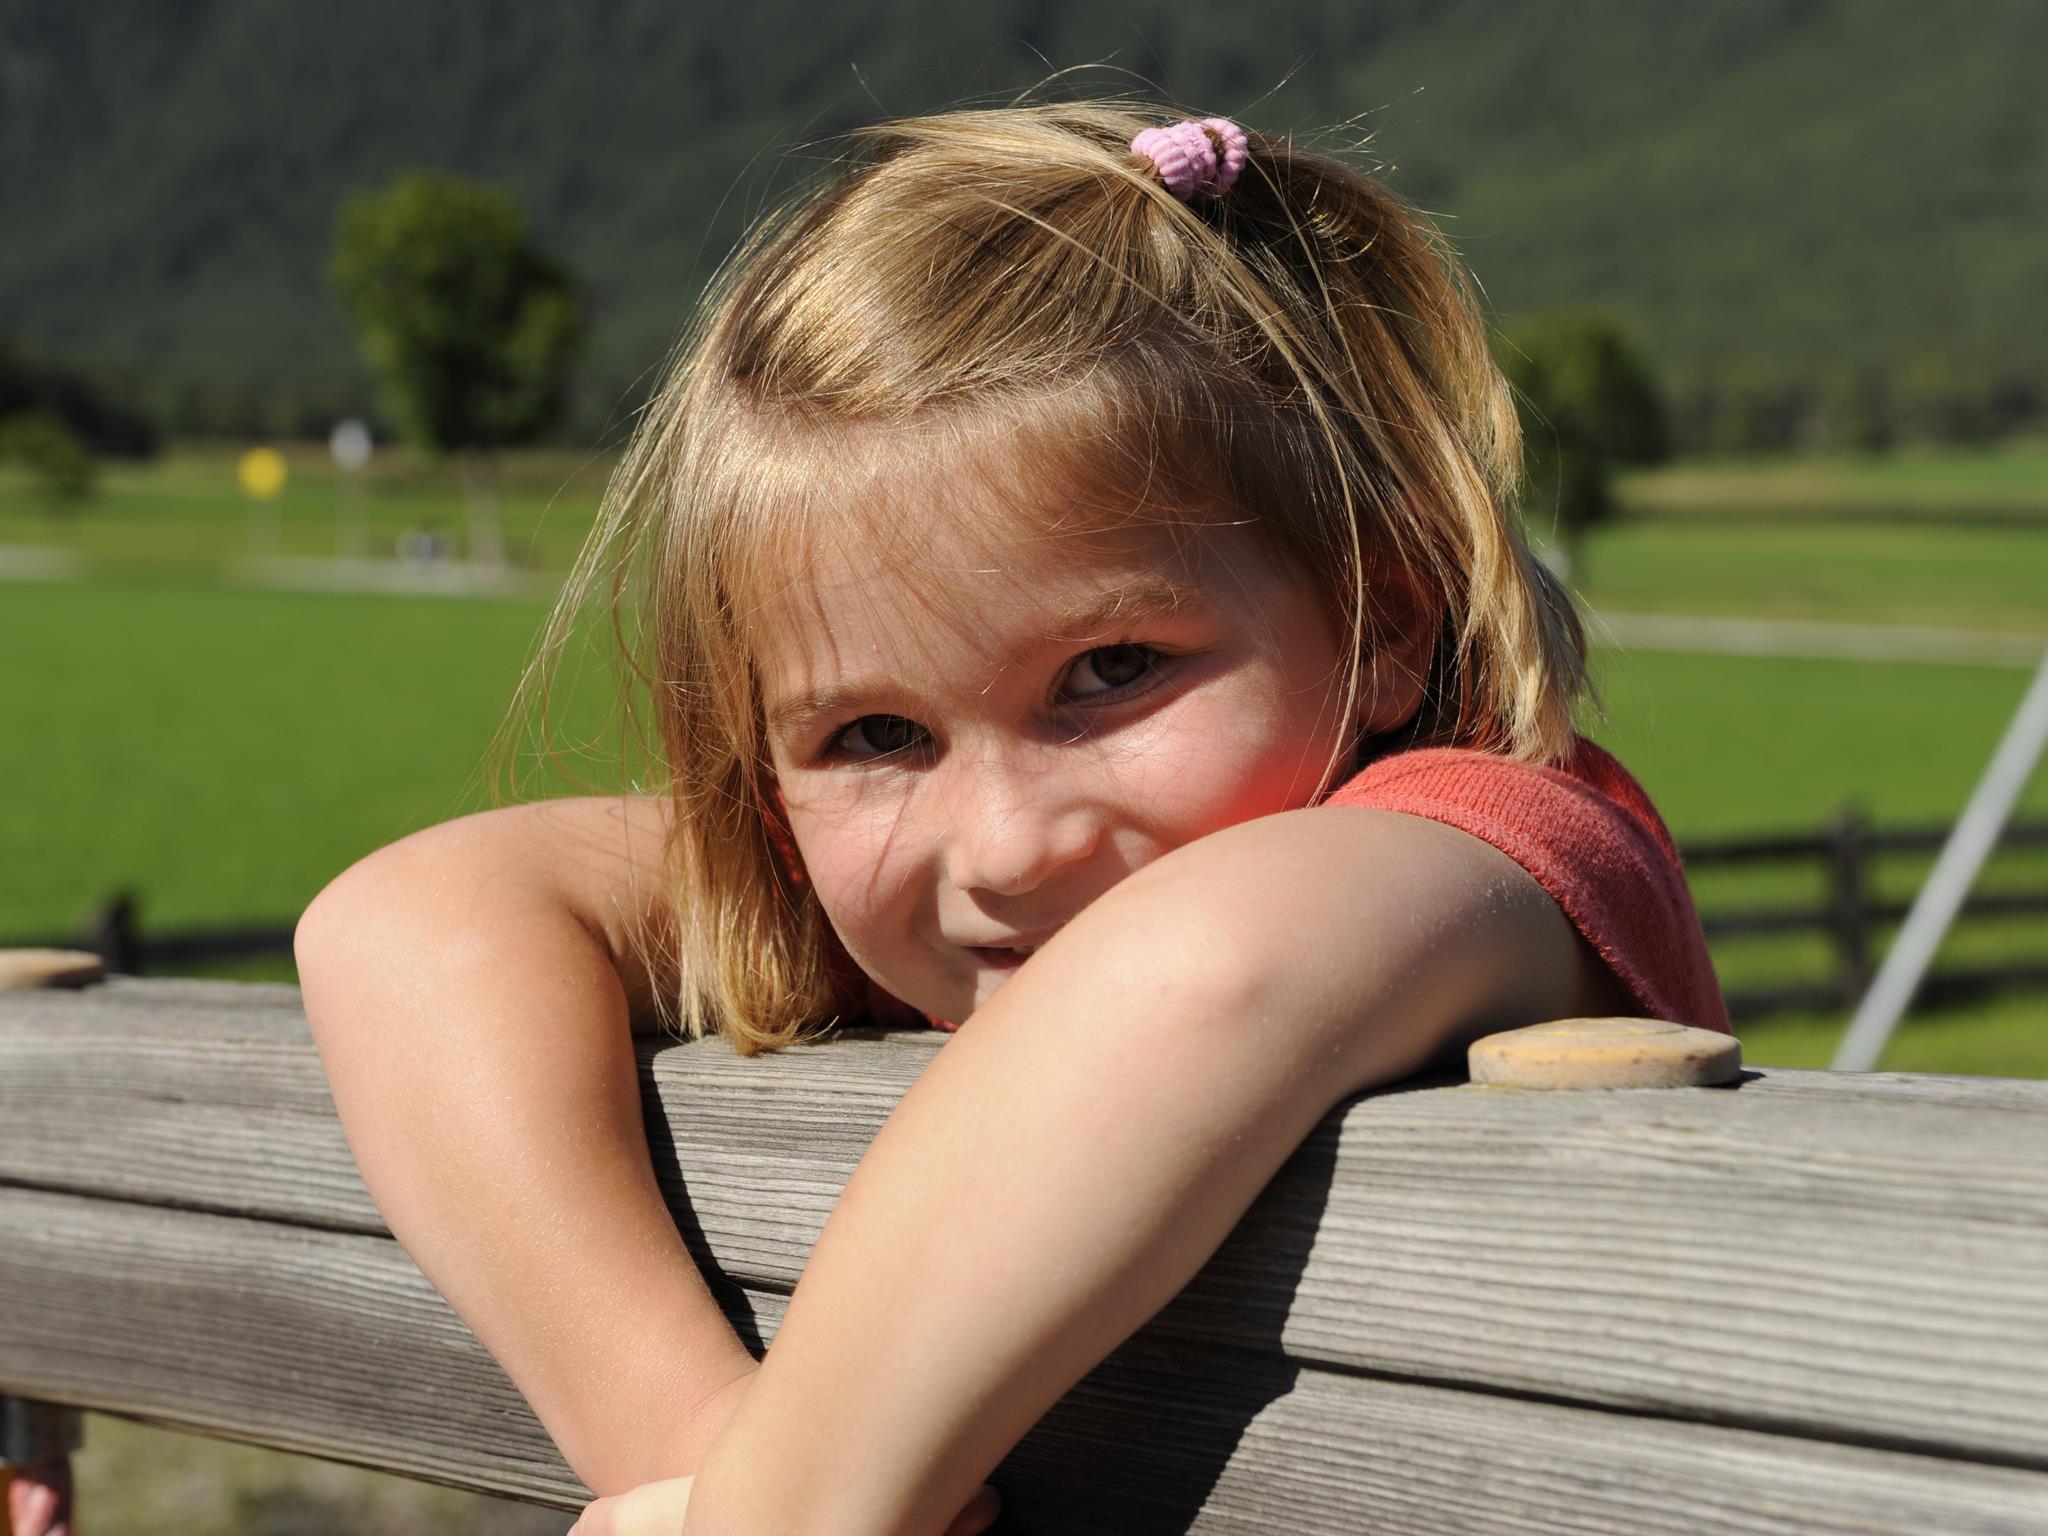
[2,0,2043,443]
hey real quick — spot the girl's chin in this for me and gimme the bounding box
[968,945,1035,972]
[958,965,1027,1018]
[883,949,1039,1025]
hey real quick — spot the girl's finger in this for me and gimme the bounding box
[571,1473,696,1536]
[943,1481,1002,1536]
[6,1456,75,1536]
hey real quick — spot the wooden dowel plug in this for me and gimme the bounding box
[0,951,105,992]
[1468,1018,1742,1089]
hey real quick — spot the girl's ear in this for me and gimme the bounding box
[1355,562,1444,738]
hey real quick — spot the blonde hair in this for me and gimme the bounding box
[520,100,1586,1055]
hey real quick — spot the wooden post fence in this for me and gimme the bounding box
[1827,804,1874,1003]
[1687,812,2048,1018]
[14,811,2047,1028]
[3,975,2046,1531]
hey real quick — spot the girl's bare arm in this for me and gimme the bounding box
[679,807,1627,1536]
[294,796,758,1494]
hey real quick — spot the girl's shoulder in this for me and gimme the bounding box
[1321,738,1730,1034]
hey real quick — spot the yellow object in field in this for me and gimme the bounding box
[237,446,288,500]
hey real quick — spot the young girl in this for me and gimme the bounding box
[292,101,1726,1536]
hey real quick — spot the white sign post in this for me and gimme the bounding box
[329,418,373,560]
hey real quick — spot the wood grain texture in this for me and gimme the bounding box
[4,978,2048,1522]
[4,1187,2045,1533]
[0,1186,582,1506]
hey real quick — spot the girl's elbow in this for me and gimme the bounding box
[296,816,501,984]
[294,838,463,1040]
[295,860,405,1059]
[295,864,368,1003]
[294,865,368,982]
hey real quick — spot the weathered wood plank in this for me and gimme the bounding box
[4,1187,2045,1534]
[0,981,371,1226]
[1725,1067,2048,1113]
[0,1186,579,1506]
[4,979,2047,1469]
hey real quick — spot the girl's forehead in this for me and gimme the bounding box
[740,485,1327,723]
[718,406,1330,688]
[744,478,1207,650]
[732,418,1217,617]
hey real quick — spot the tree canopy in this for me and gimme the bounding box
[1497,314,1667,572]
[331,173,583,458]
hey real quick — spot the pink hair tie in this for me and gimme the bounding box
[1130,116,1250,200]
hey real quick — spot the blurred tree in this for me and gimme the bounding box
[1807,365,1893,454]
[0,411,98,509]
[332,173,583,565]
[1704,359,1799,455]
[1894,355,1999,446]
[1987,369,2044,439]
[1496,313,1667,579]
[0,341,158,458]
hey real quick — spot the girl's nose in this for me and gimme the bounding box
[942,760,1101,897]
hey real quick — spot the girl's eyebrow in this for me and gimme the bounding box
[1043,573,1208,638]
[763,574,1210,736]
[766,681,885,737]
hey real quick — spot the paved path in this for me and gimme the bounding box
[0,547,554,601]
[0,546,85,582]
[1592,611,2048,668]
[237,555,558,600]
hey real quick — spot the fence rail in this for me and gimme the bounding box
[4,977,2047,1532]
[1686,813,2048,1018]
[11,814,2048,1025]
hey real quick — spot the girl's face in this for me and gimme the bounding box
[756,492,1398,1023]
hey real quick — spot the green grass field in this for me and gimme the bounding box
[1617,439,2048,517]
[1573,517,2048,631]
[0,577,596,934]
[5,439,2045,1082]
[8,573,2041,923]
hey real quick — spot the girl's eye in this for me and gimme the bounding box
[1066,644,1162,699]
[830,714,929,759]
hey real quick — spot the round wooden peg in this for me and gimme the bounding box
[1468,1017,1741,1089]
[0,949,107,991]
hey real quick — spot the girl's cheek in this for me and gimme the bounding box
[786,794,922,906]
[1120,707,1332,827]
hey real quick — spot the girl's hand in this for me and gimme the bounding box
[568,1473,695,1536]
[568,1473,1002,1535]
[4,1456,74,1536]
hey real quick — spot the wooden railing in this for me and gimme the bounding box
[3,977,2047,1532]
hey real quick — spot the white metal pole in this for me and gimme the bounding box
[1832,647,2048,1072]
